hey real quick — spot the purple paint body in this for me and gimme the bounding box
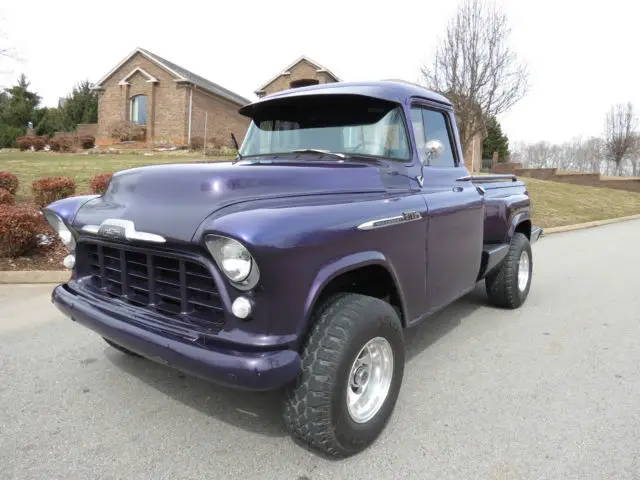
[47,81,541,391]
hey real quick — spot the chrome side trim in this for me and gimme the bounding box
[357,211,422,231]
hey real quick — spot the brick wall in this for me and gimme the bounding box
[76,124,98,138]
[491,163,640,193]
[96,52,187,145]
[491,162,522,174]
[462,131,484,172]
[259,59,338,97]
[190,89,250,148]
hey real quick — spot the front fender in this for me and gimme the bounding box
[301,250,407,336]
[43,194,100,225]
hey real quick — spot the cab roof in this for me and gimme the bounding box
[238,80,452,117]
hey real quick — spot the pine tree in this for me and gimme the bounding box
[59,80,98,131]
[0,74,42,147]
[482,115,510,162]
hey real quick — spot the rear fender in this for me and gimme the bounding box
[507,212,531,243]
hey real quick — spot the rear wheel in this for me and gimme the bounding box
[103,337,142,357]
[485,232,532,309]
[282,293,405,458]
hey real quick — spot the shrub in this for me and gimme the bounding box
[15,135,48,151]
[0,204,40,258]
[32,176,76,209]
[190,136,204,150]
[49,136,74,152]
[78,135,95,149]
[16,136,32,151]
[0,172,19,195]
[90,173,113,194]
[0,188,15,205]
[110,120,146,142]
[32,136,48,151]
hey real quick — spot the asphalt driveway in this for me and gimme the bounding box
[1,220,639,480]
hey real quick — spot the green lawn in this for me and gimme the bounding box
[0,151,233,202]
[525,177,640,228]
[2,151,640,228]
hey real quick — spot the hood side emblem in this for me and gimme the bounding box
[81,219,166,243]
[357,211,422,231]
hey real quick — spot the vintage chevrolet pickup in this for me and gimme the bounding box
[45,80,542,458]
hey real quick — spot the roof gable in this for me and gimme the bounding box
[254,55,341,95]
[117,67,159,85]
[92,47,251,106]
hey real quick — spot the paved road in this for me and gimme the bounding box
[1,220,639,480]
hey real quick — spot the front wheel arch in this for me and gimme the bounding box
[300,253,407,348]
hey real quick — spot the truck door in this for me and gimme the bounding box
[409,104,485,314]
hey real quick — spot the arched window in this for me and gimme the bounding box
[130,95,148,125]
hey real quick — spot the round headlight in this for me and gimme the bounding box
[206,236,253,283]
[43,211,76,251]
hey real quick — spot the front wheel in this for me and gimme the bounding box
[282,293,405,458]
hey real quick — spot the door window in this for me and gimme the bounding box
[410,106,456,168]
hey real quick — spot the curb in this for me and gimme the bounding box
[542,213,640,235]
[1,214,639,284]
[0,270,70,284]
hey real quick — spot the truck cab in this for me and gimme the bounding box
[46,80,541,458]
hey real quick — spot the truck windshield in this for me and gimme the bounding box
[239,96,411,161]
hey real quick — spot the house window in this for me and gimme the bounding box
[130,94,148,125]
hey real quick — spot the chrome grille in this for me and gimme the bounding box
[76,241,225,335]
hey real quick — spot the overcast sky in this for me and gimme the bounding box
[0,0,637,145]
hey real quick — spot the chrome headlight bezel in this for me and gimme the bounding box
[43,210,77,252]
[204,234,260,290]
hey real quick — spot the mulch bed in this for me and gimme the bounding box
[0,243,66,271]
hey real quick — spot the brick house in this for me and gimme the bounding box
[464,129,486,172]
[254,56,341,98]
[91,47,251,147]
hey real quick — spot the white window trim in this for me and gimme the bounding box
[118,67,159,86]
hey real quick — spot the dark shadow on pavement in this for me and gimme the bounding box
[405,282,488,362]
[104,282,489,442]
[105,350,288,437]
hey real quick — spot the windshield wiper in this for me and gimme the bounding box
[290,149,349,159]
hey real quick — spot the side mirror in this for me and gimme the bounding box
[422,139,444,166]
[416,139,445,188]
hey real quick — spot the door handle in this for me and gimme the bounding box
[452,186,464,193]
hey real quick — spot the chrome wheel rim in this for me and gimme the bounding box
[346,337,394,424]
[518,250,530,292]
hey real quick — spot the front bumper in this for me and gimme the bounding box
[51,283,301,391]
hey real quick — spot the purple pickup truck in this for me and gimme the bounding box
[45,80,541,458]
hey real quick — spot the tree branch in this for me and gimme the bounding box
[421,0,529,156]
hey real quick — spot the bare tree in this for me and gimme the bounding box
[513,136,606,174]
[421,0,529,156]
[627,134,640,177]
[603,102,638,176]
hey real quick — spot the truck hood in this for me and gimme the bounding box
[72,161,388,243]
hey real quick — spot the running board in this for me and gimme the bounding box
[477,243,509,281]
